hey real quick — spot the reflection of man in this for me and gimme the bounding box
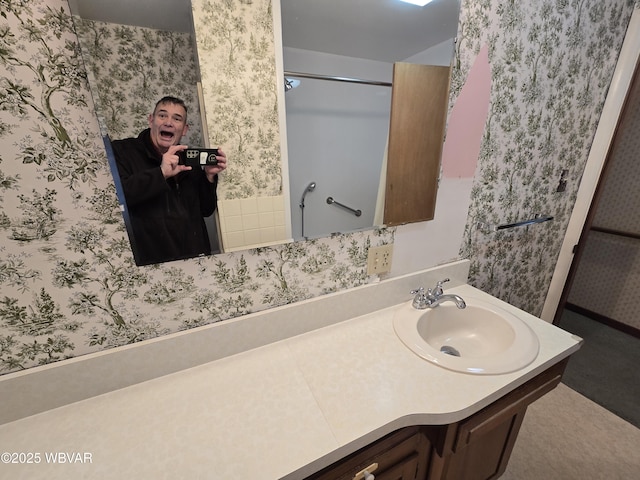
[111,96,227,265]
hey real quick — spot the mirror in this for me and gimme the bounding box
[69,0,219,266]
[281,0,461,240]
[68,0,461,263]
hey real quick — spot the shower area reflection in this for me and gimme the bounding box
[284,49,393,241]
[299,181,316,239]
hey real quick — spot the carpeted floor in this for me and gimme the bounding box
[501,383,640,479]
[557,308,640,429]
[501,310,640,479]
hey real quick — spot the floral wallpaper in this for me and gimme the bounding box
[73,18,204,146]
[0,0,393,374]
[192,0,283,200]
[0,0,637,376]
[456,0,637,315]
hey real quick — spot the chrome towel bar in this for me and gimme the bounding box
[327,197,362,217]
[477,214,553,233]
[284,70,392,87]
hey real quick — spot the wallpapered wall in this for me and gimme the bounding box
[456,0,637,314]
[74,18,204,146]
[79,1,288,254]
[192,0,283,200]
[0,0,636,375]
[0,0,393,374]
[191,0,290,251]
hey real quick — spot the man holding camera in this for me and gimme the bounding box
[111,96,227,265]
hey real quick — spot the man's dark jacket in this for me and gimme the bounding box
[111,129,217,265]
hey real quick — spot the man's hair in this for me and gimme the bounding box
[153,96,188,119]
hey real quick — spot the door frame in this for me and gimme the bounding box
[541,8,640,323]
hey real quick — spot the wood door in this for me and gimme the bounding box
[384,63,451,226]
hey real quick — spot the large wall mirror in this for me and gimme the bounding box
[68,0,461,264]
[281,0,461,240]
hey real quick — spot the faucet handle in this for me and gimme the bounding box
[432,278,450,296]
[410,287,428,309]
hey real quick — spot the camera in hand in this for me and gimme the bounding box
[179,148,219,167]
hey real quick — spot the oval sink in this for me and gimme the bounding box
[393,296,539,374]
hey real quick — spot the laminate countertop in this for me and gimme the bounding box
[0,284,581,480]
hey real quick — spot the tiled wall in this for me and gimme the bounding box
[218,196,289,251]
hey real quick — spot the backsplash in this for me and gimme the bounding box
[0,0,637,375]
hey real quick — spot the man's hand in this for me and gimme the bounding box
[204,148,228,183]
[160,144,191,179]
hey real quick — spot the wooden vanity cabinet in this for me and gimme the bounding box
[306,359,568,480]
[308,426,433,480]
[430,358,568,479]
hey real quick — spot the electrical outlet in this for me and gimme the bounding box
[367,244,393,275]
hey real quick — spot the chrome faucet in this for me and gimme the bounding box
[410,278,466,310]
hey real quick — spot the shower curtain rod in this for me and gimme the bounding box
[284,70,392,87]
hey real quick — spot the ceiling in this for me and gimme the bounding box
[280,0,460,63]
[69,0,460,63]
[68,0,194,33]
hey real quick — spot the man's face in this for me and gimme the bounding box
[148,102,188,154]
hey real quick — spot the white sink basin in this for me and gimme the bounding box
[393,296,539,374]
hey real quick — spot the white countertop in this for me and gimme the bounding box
[0,284,581,480]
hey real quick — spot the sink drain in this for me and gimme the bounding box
[440,345,461,357]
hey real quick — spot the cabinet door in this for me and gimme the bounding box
[307,427,432,480]
[308,359,570,480]
[385,63,451,225]
[439,358,568,480]
[376,452,420,480]
[442,409,525,480]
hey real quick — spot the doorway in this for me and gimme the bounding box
[552,37,640,429]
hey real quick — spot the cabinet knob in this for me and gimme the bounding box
[353,462,377,480]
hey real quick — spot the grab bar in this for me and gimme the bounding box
[477,214,553,233]
[327,197,362,217]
